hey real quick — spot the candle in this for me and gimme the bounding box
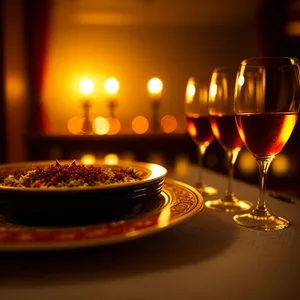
[147,77,163,99]
[104,77,119,118]
[79,78,94,134]
[147,77,163,133]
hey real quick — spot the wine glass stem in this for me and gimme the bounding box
[197,144,207,184]
[255,157,273,216]
[225,149,239,200]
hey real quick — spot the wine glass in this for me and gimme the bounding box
[233,57,300,231]
[205,67,252,212]
[185,77,218,196]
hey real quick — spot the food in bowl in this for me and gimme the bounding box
[0,162,143,188]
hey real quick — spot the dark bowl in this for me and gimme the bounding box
[0,181,164,227]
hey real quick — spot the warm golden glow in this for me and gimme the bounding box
[187,121,197,137]
[132,116,149,134]
[80,78,94,95]
[238,75,245,87]
[157,206,171,228]
[186,79,196,104]
[106,117,121,135]
[67,117,83,134]
[93,117,110,135]
[147,159,166,175]
[81,153,96,165]
[161,115,177,133]
[238,151,256,175]
[104,77,119,95]
[285,21,300,36]
[236,119,246,142]
[272,154,290,176]
[237,127,246,143]
[210,83,217,98]
[277,114,298,147]
[147,77,163,95]
[210,119,220,140]
[104,153,119,165]
[174,155,190,177]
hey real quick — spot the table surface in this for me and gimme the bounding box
[1,166,299,300]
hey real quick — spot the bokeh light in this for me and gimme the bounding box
[272,154,290,177]
[174,155,190,177]
[238,151,257,176]
[132,116,149,134]
[104,78,119,95]
[106,117,121,135]
[67,117,83,135]
[80,78,94,95]
[81,153,96,165]
[161,115,178,133]
[147,77,163,95]
[93,117,110,135]
[104,153,119,165]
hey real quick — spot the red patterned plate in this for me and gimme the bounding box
[0,179,204,251]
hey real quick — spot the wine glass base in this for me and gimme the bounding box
[205,199,252,213]
[194,183,218,196]
[233,212,289,231]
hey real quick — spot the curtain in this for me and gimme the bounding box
[0,1,6,162]
[24,0,53,135]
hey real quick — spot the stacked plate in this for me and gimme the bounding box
[0,160,167,227]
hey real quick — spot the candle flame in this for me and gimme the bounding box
[148,77,163,95]
[80,78,94,95]
[105,78,119,95]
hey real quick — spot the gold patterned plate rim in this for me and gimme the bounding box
[0,179,204,251]
[0,160,167,193]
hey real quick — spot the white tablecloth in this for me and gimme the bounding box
[1,166,299,300]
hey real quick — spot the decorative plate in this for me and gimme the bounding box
[0,179,204,251]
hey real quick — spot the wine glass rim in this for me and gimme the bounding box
[241,56,299,68]
[213,66,238,73]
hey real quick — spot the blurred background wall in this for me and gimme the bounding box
[44,0,261,134]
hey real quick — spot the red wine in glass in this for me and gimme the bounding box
[236,112,298,157]
[233,56,300,231]
[210,114,244,150]
[185,112,218,196]
[186,113,215,145]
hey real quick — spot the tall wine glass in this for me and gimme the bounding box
[205,67,252,212]
[185,77,218,196]
[234,57,300,231]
